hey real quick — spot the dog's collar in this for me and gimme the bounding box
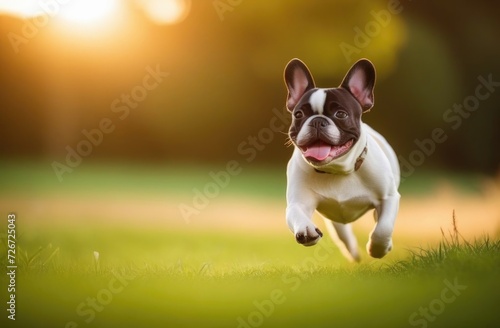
[314,142,368,174]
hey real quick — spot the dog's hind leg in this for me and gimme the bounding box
[323,219,360,262]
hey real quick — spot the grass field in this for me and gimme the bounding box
[1,162,499,328]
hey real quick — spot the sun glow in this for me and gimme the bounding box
[0,0,189,26]
[139,0,191,25]
[57,0,119,25]
[0,0,41,18]
[0,0,119,26]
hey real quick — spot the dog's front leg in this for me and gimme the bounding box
[367,193,400,258]
[286,201,322,246]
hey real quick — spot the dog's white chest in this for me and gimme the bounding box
[314,174,377,224]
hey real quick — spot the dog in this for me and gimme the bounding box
[283,58,400,261]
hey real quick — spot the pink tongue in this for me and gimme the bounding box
[304,142,332,161]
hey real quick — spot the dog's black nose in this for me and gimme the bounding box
[310,117,329,129]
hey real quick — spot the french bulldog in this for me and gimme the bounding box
[283,58,400,260]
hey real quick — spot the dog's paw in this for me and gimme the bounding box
[366,238,392,259]
[295,225,323,246]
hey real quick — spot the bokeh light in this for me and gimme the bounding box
[0,0,41,18]
[138,0,191,25]
[56,0,119,25]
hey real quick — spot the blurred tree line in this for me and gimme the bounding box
[0,0,499,175]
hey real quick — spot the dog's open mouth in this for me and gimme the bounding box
[301,139,354,162]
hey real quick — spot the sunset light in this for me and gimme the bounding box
[139,0,191,25]
[0,0,41,18]
[57,0,119,25]
[0,0,190,26]
[0,0,120,25]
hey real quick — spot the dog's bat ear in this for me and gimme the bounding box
[340,59,376,112]
[284,58,316,112]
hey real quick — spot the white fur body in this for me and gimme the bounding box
[286,123,400,261]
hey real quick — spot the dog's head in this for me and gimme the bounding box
[284,58,376,167]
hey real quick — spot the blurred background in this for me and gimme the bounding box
[1,0,499,171]
[0,0,499,240]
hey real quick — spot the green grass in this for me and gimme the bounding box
[390,240,500,278]
[1,219,499,328]
[0,162,498,327]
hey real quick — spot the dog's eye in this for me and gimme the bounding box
[335,110,348,119]
[294,110,304,119]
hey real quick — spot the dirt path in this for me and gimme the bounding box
[1,181,498,245]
